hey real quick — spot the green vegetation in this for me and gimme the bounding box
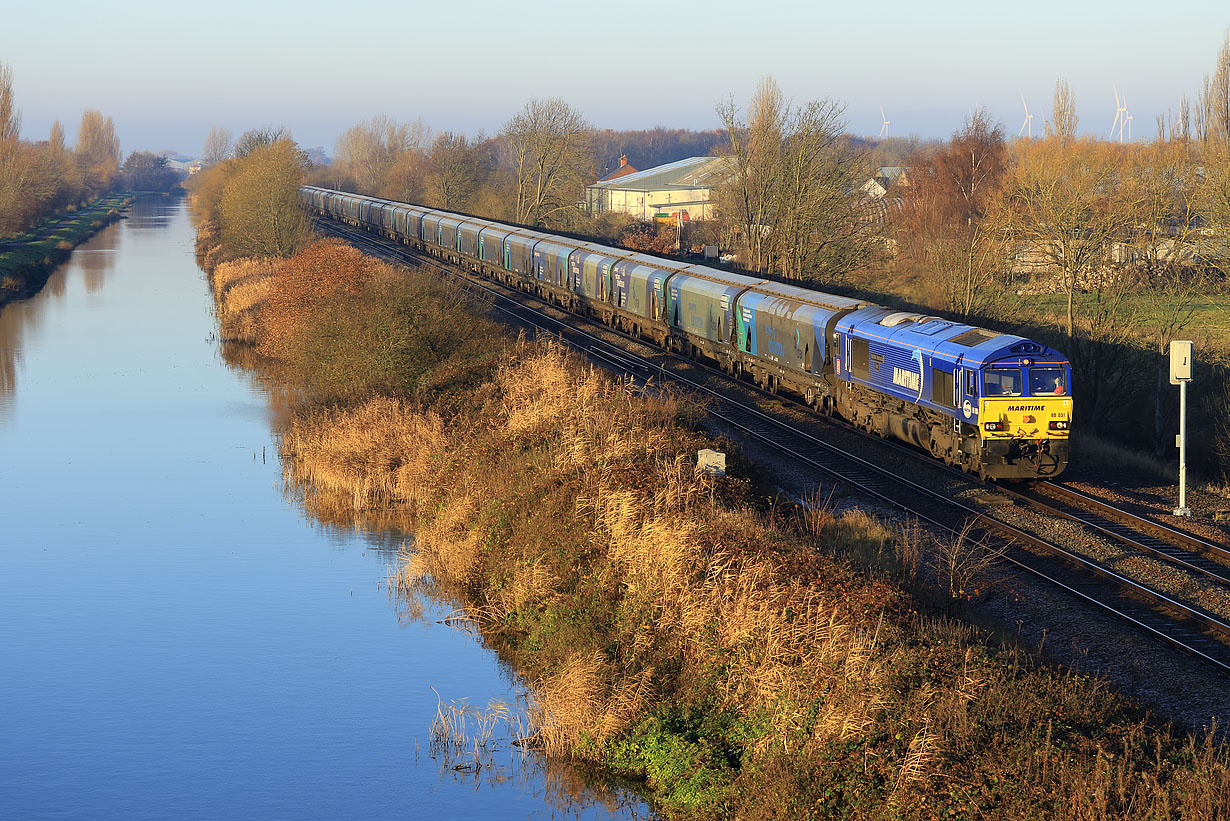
[0,194,131,304]
[190,137,312,264]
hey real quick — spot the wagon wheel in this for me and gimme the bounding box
[928,429,945,459]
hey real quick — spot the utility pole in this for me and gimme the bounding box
[1170,340,1194,517]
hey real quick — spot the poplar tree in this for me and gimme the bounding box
[75,110,120,194]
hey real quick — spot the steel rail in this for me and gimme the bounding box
[1042,481,1230,559]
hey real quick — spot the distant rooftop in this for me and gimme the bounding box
[588,156,732,191]
[598,154,639,182]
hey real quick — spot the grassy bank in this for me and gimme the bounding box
[196,215,1230,818]
[0,194,133,306]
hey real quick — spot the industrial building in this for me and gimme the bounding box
[584,156,731,221]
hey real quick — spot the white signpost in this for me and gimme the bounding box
[1169,340,1193,517]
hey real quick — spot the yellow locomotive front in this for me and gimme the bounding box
[978,362,1072,479]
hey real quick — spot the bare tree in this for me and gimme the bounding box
[234,126,292,159]
[1204,30,1230,144]
[900,110,1013,318]
[502,98,592,227]
[1048,78,1078,141]
[1159,96,1193,144]
[75,110,120,193]
[774,98,877,281]
[427,131,483,211]
[203,126,232,164]
[1002,139,1138,340]
[402,116,431,155]
[218,139,311,258]
[333,114,425,196]
[1197,143,1230,280]
[715,77,878,283]
[0,62,19,143]
[49,120,65,152]
[715,77,786,273]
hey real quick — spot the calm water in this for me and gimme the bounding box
[0,196,647,819]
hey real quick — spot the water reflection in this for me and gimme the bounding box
[0,217,120,423]
[125,193,180,231]
[380,544,651,818]
[80,249,116,294]
[0,195,650,819]
[407,574,650,820]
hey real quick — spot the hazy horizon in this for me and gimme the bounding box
[5,0,1226,157]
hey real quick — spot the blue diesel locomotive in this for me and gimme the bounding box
[301,186,1072,480]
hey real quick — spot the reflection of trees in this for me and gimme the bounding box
[0,303,19,421]
[80,249,114,293]
[80,212,121,294]
[0,214,126,418]
[0,290,42,421]
[44,269,66,298]
[126,192,180,231]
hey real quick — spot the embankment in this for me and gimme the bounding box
[0,194,133,307]
[198,218,1230,819]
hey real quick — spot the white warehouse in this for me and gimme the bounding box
[584,157,731,221]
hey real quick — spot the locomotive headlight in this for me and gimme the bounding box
[984,421,1006,432]
[1048,420,1069,431]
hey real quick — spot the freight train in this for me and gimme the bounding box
[300,185,1072,480]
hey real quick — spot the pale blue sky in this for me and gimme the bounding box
[3,0,1226,157]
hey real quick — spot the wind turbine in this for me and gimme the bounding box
[1123,94,1134,141]
[1018,94,1034,139]
[878,105,891,138]
[1109,86,1128,142]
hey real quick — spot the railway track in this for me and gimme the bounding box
[312,214,1230,673]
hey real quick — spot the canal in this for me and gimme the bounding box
[0,195,648,819]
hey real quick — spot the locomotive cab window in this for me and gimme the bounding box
[983,367,1022,397]
[1029,367,1067,396]
[965,370,976,396]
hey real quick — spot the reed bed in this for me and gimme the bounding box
[205,223,1230,818]
[343,339,1230,818]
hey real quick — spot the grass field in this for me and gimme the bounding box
[1020,291,1230,349]
[0,195,132,300]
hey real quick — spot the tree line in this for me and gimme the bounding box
[0,62,191,240]
[0,63,121,236]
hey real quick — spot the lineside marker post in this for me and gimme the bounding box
[1170,340,1194,517]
